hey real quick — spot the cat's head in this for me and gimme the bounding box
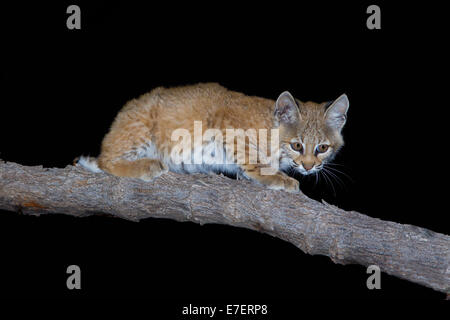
[274,91,349,175]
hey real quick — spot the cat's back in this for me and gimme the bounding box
[131,83,272,111]
[137,83,228,108]
[114,83,274,132]
[154,83,274,125]
[156,82,229,101]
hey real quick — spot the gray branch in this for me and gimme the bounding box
[0,160,448,294]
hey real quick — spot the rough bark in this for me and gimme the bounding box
[0,159,448,294]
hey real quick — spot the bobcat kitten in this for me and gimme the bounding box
[78,83,349,192]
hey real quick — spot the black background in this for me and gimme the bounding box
[0,0,448,307]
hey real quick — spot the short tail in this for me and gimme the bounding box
[75,156,103,173]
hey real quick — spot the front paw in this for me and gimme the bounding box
[281,176,300,193]
[283,176,300,193]
[268,175,300,193]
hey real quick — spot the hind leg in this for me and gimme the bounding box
[100,158,168,181]
[97,115,168,181]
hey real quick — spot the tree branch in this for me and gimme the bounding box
[0,159,449,294]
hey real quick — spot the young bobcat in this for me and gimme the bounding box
[78,83,349,192]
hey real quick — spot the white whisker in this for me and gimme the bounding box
[322,167,346,190]
[323,164,354,183]
[321,169,337,197]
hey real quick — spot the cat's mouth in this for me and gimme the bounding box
[280,158,323,175]
[295,164,323,175]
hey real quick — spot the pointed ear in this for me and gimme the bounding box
[324,94,349,131]
[274,91,301,124]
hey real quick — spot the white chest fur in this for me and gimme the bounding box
[167,140,240,175]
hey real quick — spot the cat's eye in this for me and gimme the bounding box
[316,144,329,153]
[291,142,303,152]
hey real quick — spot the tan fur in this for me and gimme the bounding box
[89,83,348,192]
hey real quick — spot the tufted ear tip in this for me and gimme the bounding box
[340,94,349,106]
[276,91,295,103]
[325,93,349,130]
[328,94,349,112]
[274,91,301,124]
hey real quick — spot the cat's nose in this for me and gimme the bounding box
[302,162,314,171]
